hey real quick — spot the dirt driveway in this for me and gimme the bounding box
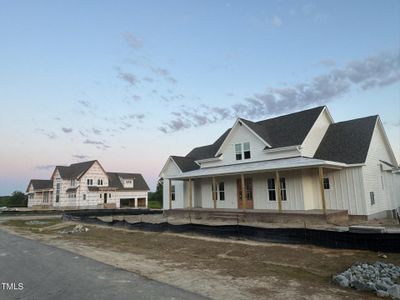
[1,217,399,299]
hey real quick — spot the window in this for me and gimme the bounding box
[280,177,287,201]
[98,179,103,186]
[267,178,276,201]
[381,176,384,190]
[56,182,60,203]
[370,192,375,206]
[267,177,287,201]
[235,142,251,160]
[243,142,251,159]
[218,182,225,201]
[100,194,102,198]
[171,185,176,201]
[235,143,242,160]
[109,193,111,198]
[70,179,75,186]
[323,177,330,190]
[83,194,86,200]
[87,179,93,186]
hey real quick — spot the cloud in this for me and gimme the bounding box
[128,113,146,122]
[159,50,400,133]
[132,95,142,101]
[92,128,101,135]
[77,100,92,108]
[36,129,57,139]
[35,164,55,170]
[319,59,336,68]
[271,15,283,27]
[123,32,143,49]
[151,67,170,77]
[62,127,73,133]
[118,70,139,86]
[143,77,154,82]
[83,139,110,150]
[72,154,89,160]
[166,77,178,84]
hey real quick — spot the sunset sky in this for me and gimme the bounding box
[0,0,399,195]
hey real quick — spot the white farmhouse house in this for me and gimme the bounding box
[27,160,149,209]
[160,106,400,219]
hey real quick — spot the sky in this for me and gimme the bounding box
[0,0,399,195]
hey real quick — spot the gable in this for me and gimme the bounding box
[214,121,268,164]
[160,157,183,177]
[301,108,333,157]
[366,119,398,167]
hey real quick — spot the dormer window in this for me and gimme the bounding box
[243,142,251,159]
[98,179,103,186]
[235,142,251,160]
[235,144,242,160]
[70,179,75,186]
[87,179,93,186]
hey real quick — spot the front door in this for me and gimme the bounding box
[236,178,254,209]
[104,193,108,204]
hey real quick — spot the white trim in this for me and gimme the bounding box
[195,156,223,164]
[375,116,399,167]
[264,145,302,153]
[215,118,271,156]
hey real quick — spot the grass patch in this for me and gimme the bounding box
[148,200,162,209]
[2,218,62,229]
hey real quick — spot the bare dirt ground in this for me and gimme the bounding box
[1,217,399,299]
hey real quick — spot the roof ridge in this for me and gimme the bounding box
[254,106,326,124]
[331,115,378,125]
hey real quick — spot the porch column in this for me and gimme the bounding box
[134,198,138,208]
[168,179,172,210]
[275,170,282,213]
[188,178,193,209]
[212,177,217,209]
[241,174,247,209]
[318,167,327,214]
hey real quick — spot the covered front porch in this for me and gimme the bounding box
[164,157,349,216]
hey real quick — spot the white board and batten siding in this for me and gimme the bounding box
[362,122,400,216]
[323,167,367,215]
[80,161,109,207]
[161,158,185,209]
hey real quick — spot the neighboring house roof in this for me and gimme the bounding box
[314,116,378,164]
[26,179,53,192]
[66,188,77,193]
[107,172,150,191]
[169,106,326,173]
[54,160,99,179]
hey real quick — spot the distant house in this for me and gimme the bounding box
[26,160,149,209]
[160,106,400,219]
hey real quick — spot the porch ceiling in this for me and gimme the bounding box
[165,156,347,180]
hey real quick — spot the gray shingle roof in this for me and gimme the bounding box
[241,106,325,148]
[107,172,150,191]
[171,156,200,172]
[314,116,378,164]
[26,179,53,192]
[56,160,98,179]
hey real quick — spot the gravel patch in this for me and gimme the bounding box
[333,262,400,298]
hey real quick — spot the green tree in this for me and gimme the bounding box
[148,179,163,209]
[8,191,28,207]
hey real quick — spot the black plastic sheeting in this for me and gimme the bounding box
[63,213,400,253]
